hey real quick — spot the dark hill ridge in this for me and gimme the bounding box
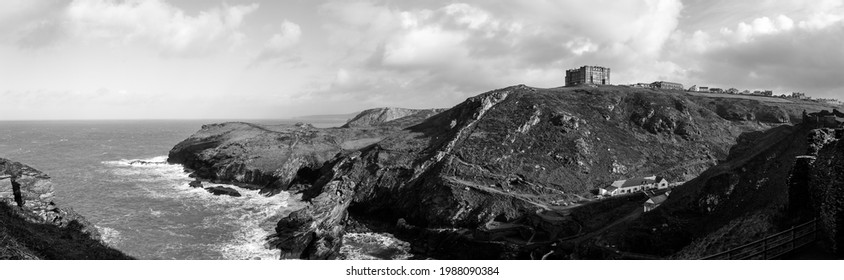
[168,85,842,259]
[0,158,132,260]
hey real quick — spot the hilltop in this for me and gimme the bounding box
[341,107,446,128]
[168,84,842,259]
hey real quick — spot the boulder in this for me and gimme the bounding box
[205,186,241,197]
[188,180,203,188]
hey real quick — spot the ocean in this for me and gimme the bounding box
[0,119,410,260]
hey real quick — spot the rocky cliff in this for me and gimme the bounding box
[169,85,841,259]
[0,158,132,260]
[605,110,844,259]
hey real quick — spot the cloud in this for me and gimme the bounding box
[0,0,66,48]
[2,0,260,55]
[662,1,844,98]
[253,20,303,65]
[305,0,685,109]
[62,0,259,56]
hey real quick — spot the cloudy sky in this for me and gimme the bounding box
[1,0,842,120]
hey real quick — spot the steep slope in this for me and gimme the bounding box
[605,111,843,259]
[0,158,132,260]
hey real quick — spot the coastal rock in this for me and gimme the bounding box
[205,186,241,197]
[0,158,132,259]
[188,179,203,188]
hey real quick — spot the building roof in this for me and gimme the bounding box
[610,175,668,190]
[646,194,669,205]
[613,177,654,188]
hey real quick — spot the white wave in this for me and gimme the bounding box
[102,155,170,166]
[149,207,165,217]
[96,225,122,246]
[340,232,413,260]
[216,189,293,260]
[100,154,304,260]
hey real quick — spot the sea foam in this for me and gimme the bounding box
[101,155,293,260]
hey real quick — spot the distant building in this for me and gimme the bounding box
[792,92,807,99]
[688,85,697,92]
[817,98,841,105]
[630,83,652,88]
[644,191,671,212]
[565,65,611,86]
[761,90,773,96]
[599,176,669,196]
[651,81,684,91]
[710,88,723,93]
[698,86,710,92]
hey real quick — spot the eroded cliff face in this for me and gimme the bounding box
[169,84,841,259]
[0,158,131,260]
[607,110,843,259]
[806,130,844,253]
[167,122,398,194]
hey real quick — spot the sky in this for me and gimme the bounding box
[1,0,843,120]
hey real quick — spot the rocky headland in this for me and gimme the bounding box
[0,158,132,260]
[168,85,842,259]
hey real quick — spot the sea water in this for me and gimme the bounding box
[0,120,410,260]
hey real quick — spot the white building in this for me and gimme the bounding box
[599,175,669,196]
[644,191,671,212]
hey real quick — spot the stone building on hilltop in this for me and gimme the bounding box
[565,65,611,86]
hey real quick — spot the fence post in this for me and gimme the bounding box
[763,238,768,259]
[791,226,796,252]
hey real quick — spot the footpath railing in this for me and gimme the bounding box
[703,218,819,260]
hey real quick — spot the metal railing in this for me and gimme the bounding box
[703,218,818,260]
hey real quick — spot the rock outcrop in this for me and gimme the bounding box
[205,186,242,197]
[805,129,844,253]
[0,158,132,260]
[167,122,392,194]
